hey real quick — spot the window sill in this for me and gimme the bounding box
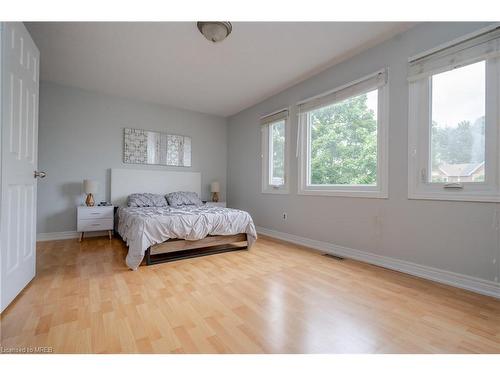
[262,188,289,195]
[298,188,388,199]
[408,191,500,203]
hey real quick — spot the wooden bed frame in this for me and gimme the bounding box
[110,169,249,266]
[144,233,248,265]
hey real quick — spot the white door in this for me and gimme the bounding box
[0,22,41,312]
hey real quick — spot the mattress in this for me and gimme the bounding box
[116,205,257,270]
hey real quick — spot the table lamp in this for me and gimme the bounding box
[83,179,98,207]
[211,181,220,202]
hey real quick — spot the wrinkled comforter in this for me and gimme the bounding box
[116,205,257,270]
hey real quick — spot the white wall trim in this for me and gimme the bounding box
[256,226,500,299]
[37,230,109,241]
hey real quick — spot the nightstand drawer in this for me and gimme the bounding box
[77,219,113,232]
[78,207,114,220]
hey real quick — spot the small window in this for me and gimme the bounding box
[261,110,289,194]
[408,26,500,202]
[298,70,389,198]
[269,120,285,186]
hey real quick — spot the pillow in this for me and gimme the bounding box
[165,191,203,207]
[127,193,168,207]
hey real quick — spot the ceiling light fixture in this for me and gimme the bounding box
[197,22,232,43]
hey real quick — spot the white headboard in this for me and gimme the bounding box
[111,168,201,207]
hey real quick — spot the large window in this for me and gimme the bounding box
[430,61,485,184]
[309,90,378,186]
[298,70,389,198]
[261,109,289,193]
[408,26,500,202]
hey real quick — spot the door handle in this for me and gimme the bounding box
[34,171,46,179]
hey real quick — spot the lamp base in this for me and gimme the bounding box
[211,192,219,202]
[85,193,95,207]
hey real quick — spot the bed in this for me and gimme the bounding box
[110,169,257,270]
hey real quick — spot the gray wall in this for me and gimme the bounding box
[227,22,500,284]
[38,82,227,234]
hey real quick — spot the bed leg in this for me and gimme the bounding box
[145,248,151,265]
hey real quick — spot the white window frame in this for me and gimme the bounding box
[408,25,500,202]
[297,69,389,198]
[261,108,290,194]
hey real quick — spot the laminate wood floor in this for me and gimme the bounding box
[1,236,499,353]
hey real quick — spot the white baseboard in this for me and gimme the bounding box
[256,226,500,299]
[37,230,109,241]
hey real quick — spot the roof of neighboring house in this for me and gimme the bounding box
[438,162,484,177]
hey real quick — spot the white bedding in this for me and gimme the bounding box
[116,205,257,270]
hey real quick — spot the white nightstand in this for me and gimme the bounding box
[77,206,114,241]
[205,201,227,208]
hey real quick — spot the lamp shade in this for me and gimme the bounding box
[83,179,98,194]
[211,181,220,193]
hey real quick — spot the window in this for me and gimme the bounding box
[261,109,289,193]
[298,70,389,198]
[269,120,285,186]
[408,26,500,202]
[431,62,485,184]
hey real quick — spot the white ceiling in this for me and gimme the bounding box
[26,22,413,117]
